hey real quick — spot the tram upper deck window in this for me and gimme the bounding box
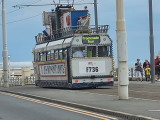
[34,52,40,62]
[50,50,54,61]
[62,49,67,59]
[98,46,111,57]
[59,50,62,60]
[55,50,59,60]
[72,47,85,58]
[47,51,51,61]
[40,53,43,61]
[87,46,96,57]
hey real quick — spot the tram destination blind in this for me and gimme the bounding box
[82,35,100,44]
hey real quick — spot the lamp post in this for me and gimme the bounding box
[116,0,129,99]
[2,0,9,87]
[148,0,155,83]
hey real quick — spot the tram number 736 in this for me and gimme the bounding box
[86,67,99,72]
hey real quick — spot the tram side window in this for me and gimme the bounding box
[40,52,43,61]
[42,52,47,61]
[107,46,111,56]
[87,46,96,57]
[50,50,54,61]
[34,52,39,62]
[98,46,111,57]
[47,51,51,61]
[62,49,67,59]
[59,50,62,60]
[55,50,59,60]
[72,47,85,58]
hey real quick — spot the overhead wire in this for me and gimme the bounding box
[0,13,41,25]
[0,0,43,16]
[0,0,93,24]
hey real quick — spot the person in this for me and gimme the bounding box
[73,48,84,58]
[135,59,143,81]
[154,56,160,80]
[144,65,151,81]
[156,57,160,81]
[143,60,150,70]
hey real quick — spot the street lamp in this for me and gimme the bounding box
[2,0,9,87]
[116,0,129,99]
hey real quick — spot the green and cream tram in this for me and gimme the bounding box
[33,5,114,88]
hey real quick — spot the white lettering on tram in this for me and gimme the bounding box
[39,63,65,76]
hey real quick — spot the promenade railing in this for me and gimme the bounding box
[0,67,149,87]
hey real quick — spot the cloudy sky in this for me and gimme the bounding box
[0,0,160,66]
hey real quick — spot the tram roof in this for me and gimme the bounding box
[34,37,73,52]
[34,43,48,52]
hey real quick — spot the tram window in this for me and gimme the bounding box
[107,46,111,56]
[34,52,38,62]
[63,49,67,59]
[72,47,85,58]
[55,50,59,60]
[40,52,43,61]
[42,52,47,61]
[50,50,54,60]
[99,46,111,57]
[98,46,107,57]
[47,51,51,61]
[59,50,62,60]
[87,46,96,57]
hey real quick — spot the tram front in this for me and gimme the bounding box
[70,33,114,88]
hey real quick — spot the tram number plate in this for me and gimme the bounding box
[86,67,98,72]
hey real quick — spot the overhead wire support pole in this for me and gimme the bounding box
[2,0,9,87]
[94,0,98,33]
[148,0,155,83]
[116,0,129,99]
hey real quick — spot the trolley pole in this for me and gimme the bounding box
[148,0,155,83]
[2,0,9,87]
[116,0,129,99]
[94,0,98,33]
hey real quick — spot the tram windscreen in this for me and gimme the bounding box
[98,46,111,57]
[72,47,85,58]
[87,46,96,57]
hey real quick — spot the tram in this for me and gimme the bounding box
[33,5,114,88]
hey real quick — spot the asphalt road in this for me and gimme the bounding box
[0,93,119,120]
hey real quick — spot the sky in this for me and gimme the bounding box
[0,0,160,67]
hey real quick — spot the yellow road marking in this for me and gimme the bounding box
[0,91,117,120]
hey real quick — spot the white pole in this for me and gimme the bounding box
[2,0,9,87]
[116,0,129,99]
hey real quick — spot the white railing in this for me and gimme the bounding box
[0,76,35,87]
[114,67,146,80]
[0,67,147,87]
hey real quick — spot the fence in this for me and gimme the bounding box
[0,76,35,87]
[0,67,146,87]
[114,67,146,81]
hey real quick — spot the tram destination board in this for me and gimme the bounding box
[82,35,100,44]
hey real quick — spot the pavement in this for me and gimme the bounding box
[0,82,160,120]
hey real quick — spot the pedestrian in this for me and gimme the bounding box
[154,56,160,80]
[144,65,151,81]
[156,57,160,81]
[143,59,150,70]
[135,59,143,81]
